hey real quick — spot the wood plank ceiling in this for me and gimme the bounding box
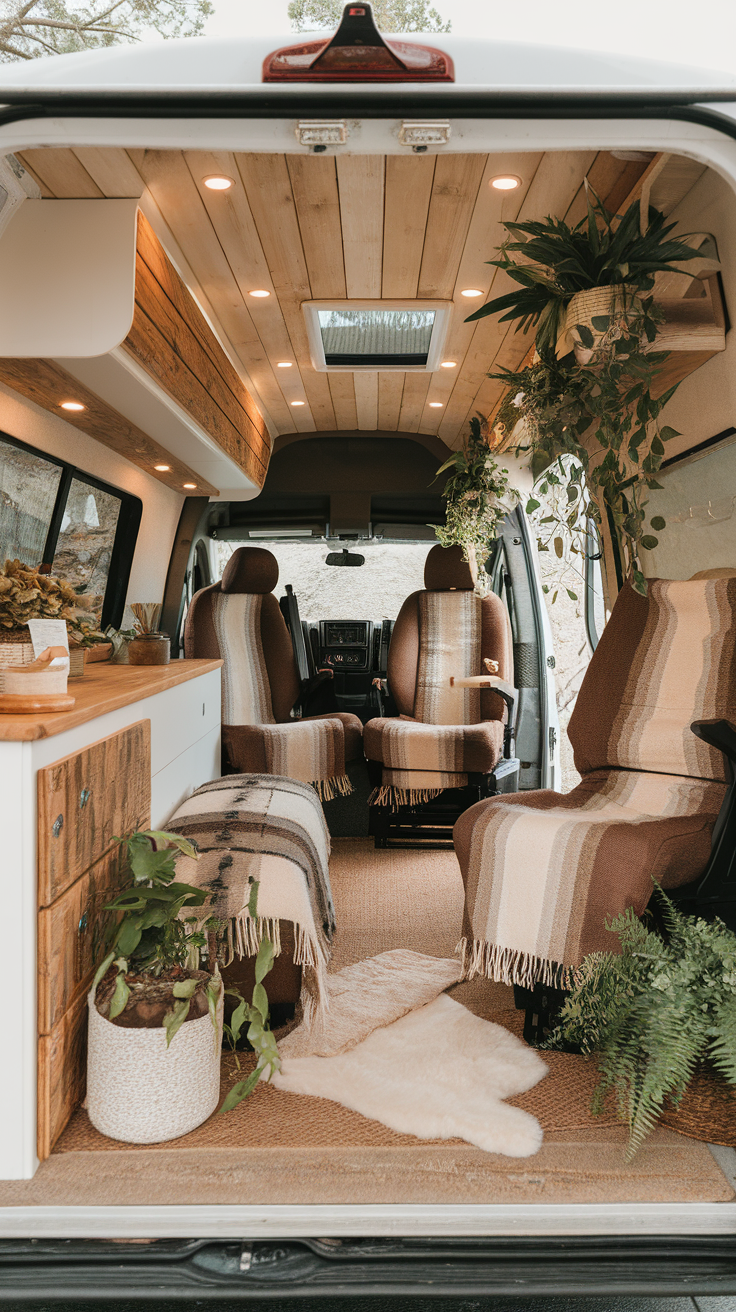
[16,146,708,450]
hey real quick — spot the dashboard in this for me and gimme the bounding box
[306,618,394,720]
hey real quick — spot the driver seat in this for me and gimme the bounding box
[184,547,363,797]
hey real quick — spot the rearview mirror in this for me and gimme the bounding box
[325,549,365,567]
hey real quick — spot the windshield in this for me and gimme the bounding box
[215,539,432,622]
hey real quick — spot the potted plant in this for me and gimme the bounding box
[466,189,706,360]
[67,618,112,676]
[0,558,78,674]
[87,828,223,1144]
[548,889,736,1160]
[433,415,518,595]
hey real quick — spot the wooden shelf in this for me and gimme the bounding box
[0,658,222,742]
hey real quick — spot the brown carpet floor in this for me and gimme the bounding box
[5,839,732,1207]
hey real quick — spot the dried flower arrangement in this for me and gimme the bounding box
[0,559,78,632]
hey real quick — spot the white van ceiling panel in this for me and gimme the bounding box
[0,198,138,357]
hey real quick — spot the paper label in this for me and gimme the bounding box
[26,619,70,671]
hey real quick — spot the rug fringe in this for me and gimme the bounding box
[368,784,445,811]
[312,774,353,801]
[457,936,571,990]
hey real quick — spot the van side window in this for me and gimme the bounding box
[0,431,141,629]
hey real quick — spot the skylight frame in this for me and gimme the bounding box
[303,299,453,372]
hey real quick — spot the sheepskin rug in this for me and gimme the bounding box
[273,992,548,1158]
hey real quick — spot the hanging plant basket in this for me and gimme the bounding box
[564,284,639,363]
[660,1064,736,1147]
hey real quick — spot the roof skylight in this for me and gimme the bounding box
[303,300,452,372]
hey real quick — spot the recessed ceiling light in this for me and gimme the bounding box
[440,360,456,368]
[460,289,483,298]
[429,401,443,408]
[183,482,197,489]
[60,400,85,411]
[490,175,522,191]
[204,175,234,191]
[249,289,270,298]
[291,400,305,406]
[277,361,293,368]
[154,464,171,472]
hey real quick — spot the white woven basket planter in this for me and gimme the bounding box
[565,284,639,362]
[86,986,223,1144]
[0,632,35,692]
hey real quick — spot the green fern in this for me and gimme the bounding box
[548,889,736,1159]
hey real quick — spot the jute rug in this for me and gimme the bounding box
[10,839,731,1207]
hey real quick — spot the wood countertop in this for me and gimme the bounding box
[0,659,223,742]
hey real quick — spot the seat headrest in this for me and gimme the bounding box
[423,544,474,591]
[221,546,279,595]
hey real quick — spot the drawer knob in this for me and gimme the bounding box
[52,814,63,838]
[79,788,91,809]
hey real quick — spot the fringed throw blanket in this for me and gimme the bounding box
[366,719,504,808]
[167,775,335,1016]
[460,768,725,989]
[213,592,352,797]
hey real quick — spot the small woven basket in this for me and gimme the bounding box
[0,630,35,692]
[565,284,639,361]
[660,1065,736,1147]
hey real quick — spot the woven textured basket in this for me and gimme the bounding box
[660,1066,736,1147]
[0,630,35,692]
[564,284,639,361]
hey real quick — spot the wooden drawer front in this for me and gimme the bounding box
[37,720,151,906]
[37,990,88,1161]
[38,847,129,1035]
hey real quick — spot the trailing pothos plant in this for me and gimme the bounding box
[433,415,518,595]
[219,880,281,1113]
[92,829,221,1048]
[487,306,677,594]
[547,889,736,1160]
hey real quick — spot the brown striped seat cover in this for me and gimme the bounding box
[455,577,736,989]
[184,547,362,798]
[364,544,513,805]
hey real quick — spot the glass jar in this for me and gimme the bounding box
[127,633,171,666]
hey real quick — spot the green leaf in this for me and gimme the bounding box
[206,976,221,1052]
[163,997,190,1047]
[658,426,679,443]
[254,937,275,984]
[115,918,143,957]
[632,570,648,596]
[172,978,199,999]
[252,982,269,1023]
[566,589,578,601]
[640,535,659,551]
[91,950,115,999]
[219,1067,262,1113]
[228,995,249,1047]
[525,497,541,514]
[247,879,260,919]
[650,516,666,531]
[554,536,564,559]
[108,968,131,1021]
[573,323,594,349]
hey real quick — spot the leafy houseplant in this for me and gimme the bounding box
[87,829,225,1144]
[434,415,518,595]
[219,881,281,1114]
[548,890,736,1159]
[466,190,706,358]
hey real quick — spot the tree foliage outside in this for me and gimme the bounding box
[288,0,450,33]
[0,0,212,61]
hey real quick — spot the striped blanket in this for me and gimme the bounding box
[167,774,335,1015]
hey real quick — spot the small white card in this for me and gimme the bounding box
[26,619,70,671]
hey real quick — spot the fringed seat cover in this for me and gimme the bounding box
[456,577,736,989]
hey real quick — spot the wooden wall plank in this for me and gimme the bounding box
[353,372,379,430]
[377,372,404,431]
[328,373,358,430]
[418,155,488,300]
[38,846,129,1034]
[71,147,145,198]
[382,155,435,298]
[398,373,431,433]
[337,156,385,299]
[236,152,337,430]
[37,721,151,907]
[0,357,216,495]
[287,155,346,299]
[37,989,88,1160]
[129,148,291,437]
[15,148,103,199]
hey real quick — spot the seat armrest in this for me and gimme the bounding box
[450,674,518,759]
[691,719,736,773]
